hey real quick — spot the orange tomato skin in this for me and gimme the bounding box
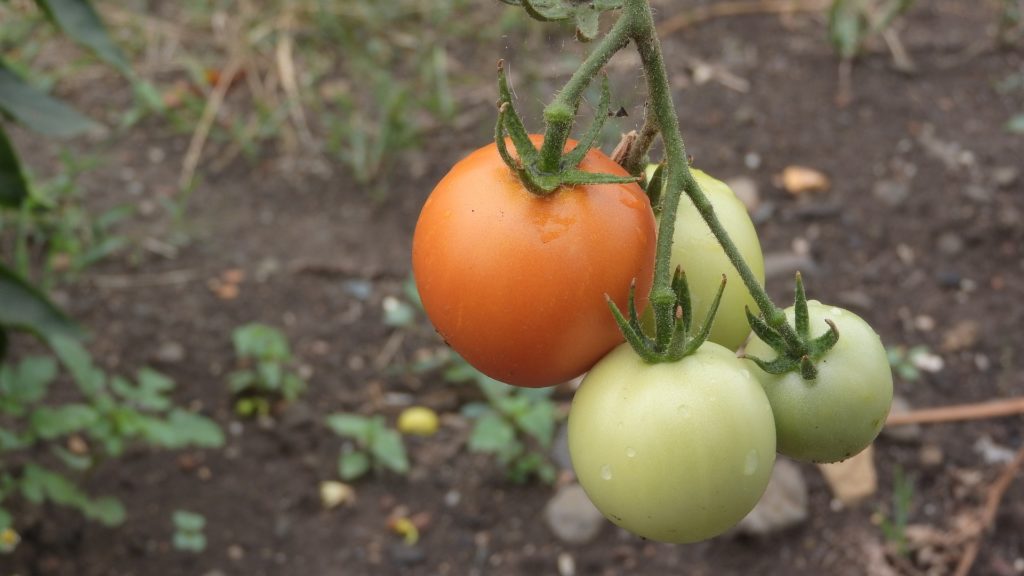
[412,137,657,388]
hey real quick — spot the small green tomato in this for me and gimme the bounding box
[568,342,776,543]
[745,301,894,463]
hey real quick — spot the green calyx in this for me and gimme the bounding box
[742,273,840,380]
[497,0,624,41]
[608,267,727,363]
[494,60,637,196]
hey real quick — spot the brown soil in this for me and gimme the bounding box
[6,1,1024,575]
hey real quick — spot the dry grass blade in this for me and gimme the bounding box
[657,0,830,35]
[179,57,243,191]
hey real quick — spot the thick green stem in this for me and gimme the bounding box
[538,13,633,173]
[622,0,802,350]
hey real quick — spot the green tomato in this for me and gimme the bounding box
[644,167,765,351]
[568,342,776,543]
[745,301,893,463]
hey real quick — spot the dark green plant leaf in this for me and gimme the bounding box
[325,413,371,442]
[164,409,224,448]
[172,510,206,532]
[34,0,131,75]
[232,324,289,360]
[515,401,557,448]
[829,0,868,59]
[338,451,371,480]
[0,264,82,342]
[84,496,125,526]
[468,413,516,454]
[51,445,92,471]
[0,125,29,208]
[30,404,97,439]
[0,355,57,404]
[0,62,100,137]
[371,427,409,474]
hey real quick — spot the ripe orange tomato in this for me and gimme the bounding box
[412,136,657,387]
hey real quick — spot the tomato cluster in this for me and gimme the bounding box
[413,143,893,544]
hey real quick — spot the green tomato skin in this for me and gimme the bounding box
[568,342,776,543]
[745,301,894,464]
[644,168,765,351]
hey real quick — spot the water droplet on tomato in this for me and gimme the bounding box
[740,369,751,380]
[600,464,613,480]
[830,307,844,316]
[625,447,637,458]
[743,450,759,475]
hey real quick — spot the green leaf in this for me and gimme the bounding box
[51,445,92,471]
[1006,114,1024,134]
[19,465,123,524]
[468,413,516,454]
[0,428,27,450]
[30,404,98,439]
[256,361,283,389]
[325,413,371,441]
[84,496,125,526]
[49,335,105,395]
[172,509,206,532]
[370,427,409,474]
[232,324,289,360]
[515,400,556,448]
[574,6,600,41]
[460,402,492,419]
[0,508,10,531]
[0,355,57,404]
[165,409,224,448]
[338,451,371,480]
[828,0,868,59]
[34,0,131,75]
[0,125,29,208]
[0,264,82,343]
[227,370,256,393]
[442,359,481,383]
[173,532,207,552]
[0,61,100,137]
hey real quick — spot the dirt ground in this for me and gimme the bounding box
[6,1,1024,575]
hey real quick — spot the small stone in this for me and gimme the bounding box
[964,183,993,202]
[744,152,762,170]
[914,315,936,332]
[544,483,606,545]
[873,180,910,207]
[444,490,461,508]
[227,545,245,561]
[155,341,186,364]
[148,147,166,164]
[726,176,760,211]
[974,436,1016,464]
[919,444,944,468]
[319,481,355,509]
[881,396,921,442]
[818,445,878,506]
[557,552,576,576]
[937,233,964,256]
[992,166,1020,188]
[551,424,573,472]
[736,459,808,536]
[280,401,314,429]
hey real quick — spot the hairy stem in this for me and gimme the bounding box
[622,0,800,348]
[538,13,633,172]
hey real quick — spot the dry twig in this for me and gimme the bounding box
[952,445,1024,576]
[886,397,1024,427]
